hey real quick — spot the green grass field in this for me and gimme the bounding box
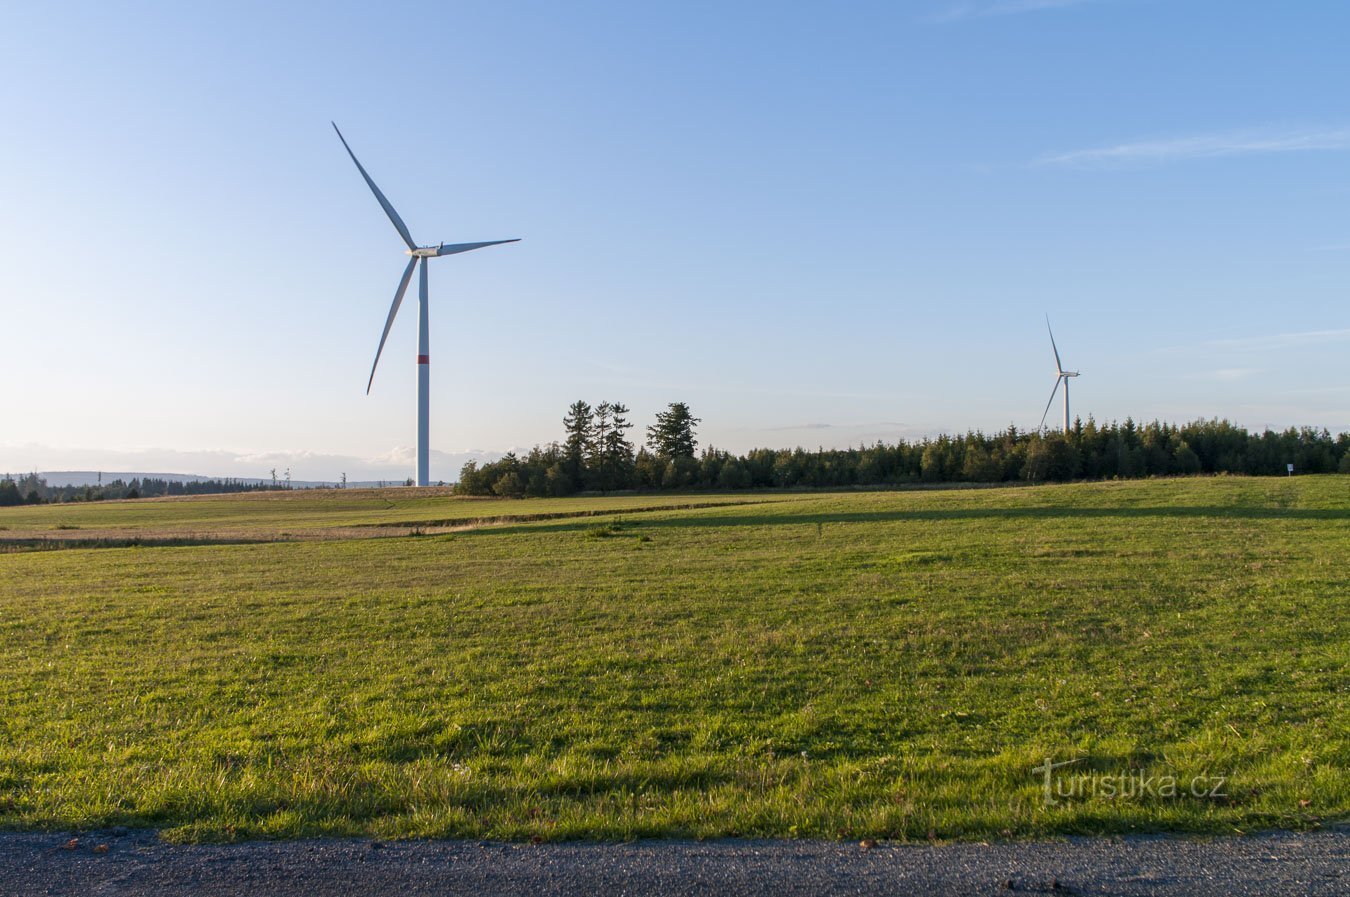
[0,488,789,542]
[1,477,1346,842]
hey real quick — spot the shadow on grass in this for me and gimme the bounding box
[349,498,798,532]
[0,536,285,553]
[463,505,1350,537]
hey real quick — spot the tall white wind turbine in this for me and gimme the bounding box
[1038,316,1081,434]
[333,123,518,487]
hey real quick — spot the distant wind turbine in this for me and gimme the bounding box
[1038,316,1081,434]
[333,122,519,487]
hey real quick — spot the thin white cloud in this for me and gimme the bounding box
[929,0,1100,22]
[1193,367,1263,382]
[1204,328,1350,352]
[762,421,909,432]
[1041,127,1350,167]
[1158,328,1350,355]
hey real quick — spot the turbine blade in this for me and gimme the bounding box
[332,122,417,251]
[1038,377,1063,431]
[1046,315,1064,375]
[435,238,521,257]
[367,257,419,394]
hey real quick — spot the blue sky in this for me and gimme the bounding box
[2,0,1347,481]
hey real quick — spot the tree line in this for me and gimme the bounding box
[5,410,1346,506]
[0,474,284,506]
[457,401,704,496]
[456,401,1350,496]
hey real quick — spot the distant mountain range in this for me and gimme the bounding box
[26,471,421,489]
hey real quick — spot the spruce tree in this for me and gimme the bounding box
[589,402,612,489]
[562,400,595,490]
[646,402,699,459]
[597,402,635,491]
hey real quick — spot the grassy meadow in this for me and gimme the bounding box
[0,488,786,542]
[0,477,1346,841]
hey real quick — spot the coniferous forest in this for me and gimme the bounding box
[6,405,1346,505]
[0,475,283,506]
[455,401,1350,497]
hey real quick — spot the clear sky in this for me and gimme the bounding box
[2,0,1347,481]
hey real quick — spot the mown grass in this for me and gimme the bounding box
[0,477,1345,842]
[0,488,795,538]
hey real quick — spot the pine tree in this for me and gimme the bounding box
[562,400,595,490]
[597,402,636,490]
[646,402,699,459]
[588,402,612,489]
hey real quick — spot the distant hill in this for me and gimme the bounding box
[36,471,228,487]
[29,471,414,489]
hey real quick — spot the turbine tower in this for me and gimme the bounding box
[1038,316,1081,434]
[333,123,518,487]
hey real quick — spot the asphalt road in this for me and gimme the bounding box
[2,829,1345,896]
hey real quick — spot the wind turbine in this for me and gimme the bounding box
[1038,316,1081,434]
[333,123,518,487]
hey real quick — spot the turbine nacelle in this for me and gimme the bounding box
[406,239,521,259]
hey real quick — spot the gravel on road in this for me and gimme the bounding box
[2,828,1346,896]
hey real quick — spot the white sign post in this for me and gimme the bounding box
[1287,463,1294,476]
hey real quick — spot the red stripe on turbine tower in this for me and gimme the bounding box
[417,354,429,364]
